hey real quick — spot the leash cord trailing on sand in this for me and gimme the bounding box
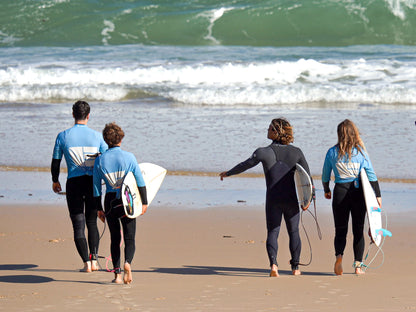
[96,204,125,273]
[299,198,322,266]
[362,210,389,271]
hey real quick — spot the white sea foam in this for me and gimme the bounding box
[385,0,416,20]
[1,54,415,105]
[198,7,234,44]
[101,20,115,45]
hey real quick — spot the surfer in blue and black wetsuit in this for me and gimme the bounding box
[322,119,381,276]
[93,122,148,284]
[220,118,313,277]
[51,100,108,273]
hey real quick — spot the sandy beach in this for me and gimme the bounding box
[1,199,415,311]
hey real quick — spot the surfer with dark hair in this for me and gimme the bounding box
[51,100,108,273]
[93,122,148,284]
[322,119,381,275]
[219,117,313,277]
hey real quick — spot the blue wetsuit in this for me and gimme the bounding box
[322,146,381,261]
[53,124,107,179]
[93,146,147,271]
[225,141,312,270]
[52,124,108,262]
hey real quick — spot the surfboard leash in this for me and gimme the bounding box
[95,208,125,273]
[362,209,389,271]
[299,198,322,266]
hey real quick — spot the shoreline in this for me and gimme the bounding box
[1,165,416,184]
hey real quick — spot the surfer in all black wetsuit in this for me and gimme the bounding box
[220,118,313,277]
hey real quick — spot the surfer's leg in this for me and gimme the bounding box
[105,193,122,271]
[121,217,136,284]
[66,178,90,267]
[83,176,99,270]
[284,204,301,275]
[121,217,136,265]
[265,200,282,276]
[350,189,366,265]
[332,184,350,257]
[332,184,351,276]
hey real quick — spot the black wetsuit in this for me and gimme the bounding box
[225,141,312,269]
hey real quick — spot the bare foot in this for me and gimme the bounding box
[292,269,301,276]
[124,262,133,284]
[354,262,365,275]
[80,261,92,273]
[269,264,279,277]
[334,255,343,275]
[91,260,99,271]
[112,273,123,284]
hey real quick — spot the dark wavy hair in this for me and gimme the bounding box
[72,100,90,121]
[103,122,125,148]
[270,117,294,145]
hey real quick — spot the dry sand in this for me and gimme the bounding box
[0,203,415,311]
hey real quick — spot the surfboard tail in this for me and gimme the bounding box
[376,228,392,237]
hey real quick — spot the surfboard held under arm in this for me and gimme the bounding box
[121,163,167,219]
[294,164,313,211]
[360,168,392,246]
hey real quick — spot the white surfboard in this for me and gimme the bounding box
[294,164,313,211]
[121,163,167,219]
[360,168,386,246]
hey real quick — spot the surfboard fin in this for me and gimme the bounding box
[376,229,392,237]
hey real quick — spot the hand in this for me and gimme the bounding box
[141,204,148,215]
[52,182,62,193]
[324,191,332,199]
[376,197,382,208]
[219,172,228,181]
[97,210,105,223]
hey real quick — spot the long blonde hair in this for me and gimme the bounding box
[336,119,365,160]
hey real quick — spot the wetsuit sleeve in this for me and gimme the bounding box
[92,158,102,197]
[322,149,333,193]
[99,136,108,154]
[225,150,261,177]
[93,195,103,211]
[51,158,61,182]
[362,152,381,197]
[322,149,332,183]
[370,181,381,198]
[132,159,147,204]
[322,181,331,193]
[138,186,148,205]
[133,163,146,187]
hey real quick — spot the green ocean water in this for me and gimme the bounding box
[1,0,416,47]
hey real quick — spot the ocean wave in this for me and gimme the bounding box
[1,0,416,47]
[1,52,416,105]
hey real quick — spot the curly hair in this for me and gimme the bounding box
[336,119,365,160]
[103,122,125,147]
[270,118,294,145]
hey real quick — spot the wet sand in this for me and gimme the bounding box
[0,202,415,311]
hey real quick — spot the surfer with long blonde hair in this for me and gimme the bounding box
[322,119,381,275]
